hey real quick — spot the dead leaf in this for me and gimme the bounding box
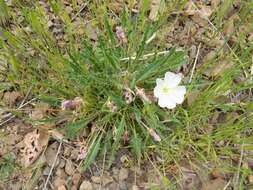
[71,186,78,190]
[224,19,234,36]
[85,23,98,41]
[56,168,67,178]
[49,129,65,141]
[201,178,227,190]
[248,33,253,42]
[65,160,75,176]
[109,0,124,14]
[181,166,201,190]
[147,172,163,187]
[38,130,50,147]
[30,102,49,120]
[72,173,81,185]
[211,169,225,179]
[119,168,129,181]
[91,174,113,186]
[184,2,196,16]
[58,185,67,190]
[203,51,217,62]
[203,61,233,78]
[191,13,208,27]
[79,181,93,190]
[20,130,49,167]
[149,0,161,21]
[45,142,60,167]
[91,176,100,184]
[248,175,253,184]
[209,38,224,48]
[184,2,212,20]
[211,61,233,77]
[101,174,114,186]
[4,133,22,146]
[211,0,221,8]
[53,177,65,188]
[198,5,212,19]
[3,91,22,106]
[132,185,139,190]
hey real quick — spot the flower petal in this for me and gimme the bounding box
[156,78,164,87]
[175,86,186,96]
[170,86,186,104]
[166,101,176,109]
[158,95,176,109]
[164,72,182,88]
[154,86,162,98]
[158,96,168,108]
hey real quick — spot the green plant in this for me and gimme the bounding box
[0,0,10,26]
[0,153,16,181]
[0,2,187,170]
[1,1,253,188]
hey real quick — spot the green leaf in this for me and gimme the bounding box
[104,16,116,45]
[108,116,125,167]
[38,95,61,106]
[65,117,94,139]
[81,134,102,171]
[0,153,15,181]
[134,49,186,84]
[0,0,10,26]
[130,132,142,161]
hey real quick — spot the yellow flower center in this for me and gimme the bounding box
[162,86,170,94]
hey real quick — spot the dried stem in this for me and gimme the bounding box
[189,43,201,83]
[120,50,171,61]
[42,140,63,190]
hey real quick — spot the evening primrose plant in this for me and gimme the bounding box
[64,36,187,169]
[1,1,253,188]
[0,1,187,169]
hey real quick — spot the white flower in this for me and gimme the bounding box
[154,72,186,109]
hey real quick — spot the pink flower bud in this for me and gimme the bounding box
[148,128,161,142]
[116,26,127,44]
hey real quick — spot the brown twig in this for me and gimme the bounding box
[0,97,36,127]
[234,143,244,189]
[120,50,171,61]
[223,180,231,190]
[42,140,63,190]
[71,2,89,22]
[189,43,201,83]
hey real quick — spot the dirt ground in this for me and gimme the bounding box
[1,0,253,190]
